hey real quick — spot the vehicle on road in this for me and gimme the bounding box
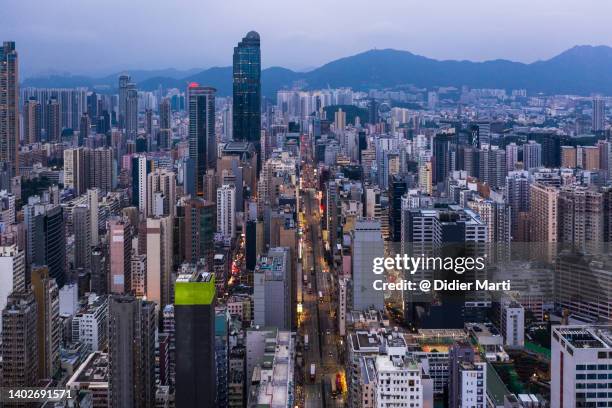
[304,335,309,350]
[330,375,338,397]
[318,291,324,302]
[310,363,316,382]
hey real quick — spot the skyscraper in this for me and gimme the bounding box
[352,219,384,311]
[118,74,131,130]
[0,245,25,331]
[23,97,42,144]
[125,82,138,140]
[31,266,60,379]
[146,168,176,217]
[64,147,87,196]
[159,97,172,150]
[174,268,217,408]
[1,291,38,389]
[73,204,91,269]
[79,112,90,145]
[188,84,216,196]
[182,197,216,267]
[145,216,173,307]
[529,183,559,244]
[0,41,19,176]
[46,97,61,142]
[132,155,152,214]
[432,132,454,185]
[108,295,156,408]
[253,247,292,330]
[27,204,66,288]
[217,184,236,240]
[592,96,606,132]
[232,32,261,159]
[523,140,542,170]
[108,218,132,294]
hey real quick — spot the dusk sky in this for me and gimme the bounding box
[4,0,612,78]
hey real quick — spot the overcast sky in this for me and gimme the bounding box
[4,0,612,78]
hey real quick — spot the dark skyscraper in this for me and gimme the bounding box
[232,31,261,159]
[0,41,19,176]
[174,269,216,408]
[108,295,156,408]
[188,84,216,196]
[433,132,455,185]
[46,97,61,142]
[118,74,130,130]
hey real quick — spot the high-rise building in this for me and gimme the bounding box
[73,204,91,269]
[352,219,384,311]
[23,97,42,144]
[79,112,90,145]
[182,197,216,267]
[505,142,518,172]
[479,147,507,188]
[388,175,407,242]
[232,32,261,159]
[146,216,173,307]
[505,171,530,241]
[146,168,176,217]
[159,97,172,150]
[592,97,606,132]
[87,147,113,194]
[188,85,216,196]
[25,203,66,287]
[217,184,236,240]
[523,140,542,170]
[1,291,38,389]
[0,245,25,331]
[71,294,108,352]
[118,74,131,130]
[0,42,19,176]
[64,147,87,196]
[46,97,61,142]
[559,186,603,253]
[432,132,454,185]
[561,146,577,168]
[253,247,292,330]
[108,295,156,408]
[132,155,152,214]
[31,266,60,379]
[529,183,559,243]
[551,325,612,408]
[125,82,138,140]
[108,218,132,294]
[174,267,217,408]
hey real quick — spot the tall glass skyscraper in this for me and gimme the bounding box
[188,84,216,197]
[232,31,261,160]
[0,42,19,176]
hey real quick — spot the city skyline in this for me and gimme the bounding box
[4,0,612,77]
[2,8,612,405]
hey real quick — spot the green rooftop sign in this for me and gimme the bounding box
[175,276,216,305]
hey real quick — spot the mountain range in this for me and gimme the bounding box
[21,45,612,96]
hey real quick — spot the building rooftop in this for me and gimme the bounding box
[554,325,612,349]
[67,351,109,387]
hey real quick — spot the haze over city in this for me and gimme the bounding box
[4,0,612,77]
